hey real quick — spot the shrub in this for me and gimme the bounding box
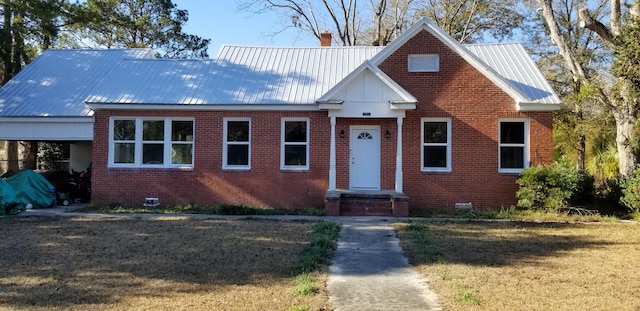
[516,161,592,210]
[620,168,640,214]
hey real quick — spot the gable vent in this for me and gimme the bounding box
[408,54,439,72]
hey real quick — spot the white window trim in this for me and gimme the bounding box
[498,118,529,173]
[408,54,440,72]
[223,117,251,170]
[108,117,195,169]
[421,117,451,172]
[281,118,310,170]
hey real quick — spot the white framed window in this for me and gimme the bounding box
[421,118,451,172]
[223,118,251,169]
[281,118,309,170]
[109,117,194,168]
[499,119,529,173]
[408,54,440,72]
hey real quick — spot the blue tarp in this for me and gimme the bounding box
[0,178,22,215]
[5,170,55,210]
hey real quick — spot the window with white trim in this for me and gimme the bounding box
[109,118,194,168]
[408,54,440,72]
[281,118,309,170]
[421,118,451,172]
[223,118,251,169]
[499,119,528,172]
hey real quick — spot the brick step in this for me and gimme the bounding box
[339,195,393,216]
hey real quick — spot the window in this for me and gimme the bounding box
[281,118,309,170]
[408,54,439,72]
[109,118,194,168]
[421,118,451,172]
[223,118,251,169]
[499,120,528,172]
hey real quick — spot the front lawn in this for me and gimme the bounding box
[0,216,334,310]
[395,221,640,311]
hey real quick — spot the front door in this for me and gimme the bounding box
[349,126,380,190]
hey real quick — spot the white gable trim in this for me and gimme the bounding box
[318,60,417,104]
[369,18,532,107]
[317,61,417,118]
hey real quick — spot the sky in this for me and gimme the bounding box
[173,1,321,57]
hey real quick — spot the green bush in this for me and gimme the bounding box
[516,161,592,210]
[620,168,640,214]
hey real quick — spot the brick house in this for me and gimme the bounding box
[0,18,560,215]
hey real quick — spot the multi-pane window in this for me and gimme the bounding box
[113,119,135,164]
[499,120,528,172]
[281,118,309,169]
[223,118,251,168]
[110,118,194,167]
[421,118,451,172]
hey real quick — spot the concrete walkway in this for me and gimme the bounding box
[18,206,440,310]
[327,217,441,311]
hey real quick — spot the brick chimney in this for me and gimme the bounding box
[320,31,332,47]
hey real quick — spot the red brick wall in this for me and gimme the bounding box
[377,30,554,210]
[92,110,330,207]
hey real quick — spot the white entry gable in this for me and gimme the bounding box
[317,61,417,118]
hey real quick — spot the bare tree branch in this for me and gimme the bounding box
[578,8,614,47]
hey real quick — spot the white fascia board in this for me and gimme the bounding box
[0,117,94,123]
[517,102,563,112]
[86,103,321,112]
[0,117,94,140]
[390,102,417,110]
[318,102,344,110]
[370,18,531,104]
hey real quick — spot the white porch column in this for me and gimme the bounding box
[395,117,404,193]
[329,116,337,191]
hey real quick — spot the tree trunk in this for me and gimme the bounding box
[22,141,38,170]
[613,110,637,177]
[6,141,19,172]
[577,133,586,171]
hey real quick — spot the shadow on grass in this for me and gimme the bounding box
[0,216,316,309]
[404,221,611,267]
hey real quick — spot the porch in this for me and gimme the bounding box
[324,190,409,217]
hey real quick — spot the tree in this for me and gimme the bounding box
[537,0,640,178]
[62,0,210,58]
[1,0,70,171]
[240,0,525,46]
[419,0,525,43]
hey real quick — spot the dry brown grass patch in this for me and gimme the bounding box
[396,221,640,311]
[0,216,330,310]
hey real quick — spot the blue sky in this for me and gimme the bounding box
[174,1,320,57]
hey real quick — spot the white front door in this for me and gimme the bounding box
[349,126,380,190]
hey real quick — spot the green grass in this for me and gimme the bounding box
[289,274,318,296]
[292,221,341,274]
[79,203,326,216]
[288,221,341,301]
[410,206,620,222]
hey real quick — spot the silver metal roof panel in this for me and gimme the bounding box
[0,49,152,117]
[87,46,385,105]
[466,43,562,105]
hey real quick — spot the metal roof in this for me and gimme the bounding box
[86,46,385,105]
[87,43,560,108]
[0,49,153,117]
[465,43,562,105]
